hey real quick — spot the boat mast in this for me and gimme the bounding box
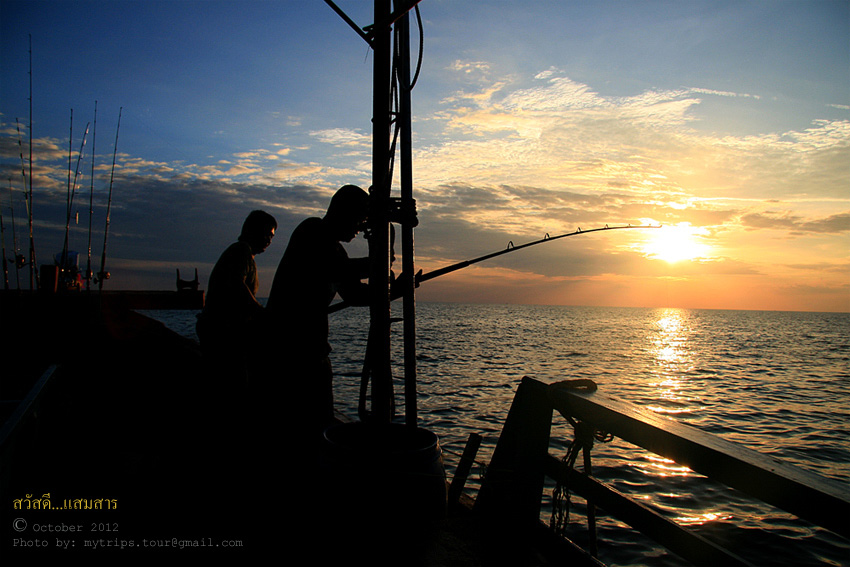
[371,0,423,425]
[325,0,422,425]
[369,0,394,423]
[396,3,418,429]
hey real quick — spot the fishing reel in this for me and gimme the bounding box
[359,219,372,240]
[361,197,418,239]
[388,196,418,227]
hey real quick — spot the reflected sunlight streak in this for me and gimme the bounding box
[646,309,700,414]
[633,454,694,478]
[674,511,734,527]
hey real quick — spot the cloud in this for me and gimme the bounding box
[2,67,847,311]
[310,128,371,147]
[448,60,492,77]
[402,68,848,311]
[222,164,262,176]
[740,211,850,234]
[689,87,760,100]
[416,69,849,205]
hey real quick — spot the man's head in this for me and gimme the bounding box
[325,185,369,242]
[239,210,277,254]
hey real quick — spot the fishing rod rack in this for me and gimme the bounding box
[471,376,850,566]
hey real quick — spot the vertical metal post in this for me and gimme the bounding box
[369,0,394,423]
[396,3,417,430]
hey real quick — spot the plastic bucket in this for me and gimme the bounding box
[322,421,447,526]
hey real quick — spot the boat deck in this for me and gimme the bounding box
[3,298,847,563]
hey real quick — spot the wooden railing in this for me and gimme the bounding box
[473,376,850,566]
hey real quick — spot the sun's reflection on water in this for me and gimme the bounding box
[630,454,730,527]
[652,308,691,368]
[634,454,693,478]
[644,308,707,416]
[674,510,734,526]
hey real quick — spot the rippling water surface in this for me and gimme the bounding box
[147,303,850,566]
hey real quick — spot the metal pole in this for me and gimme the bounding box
[369,0,394,423]
[396,3,418,429]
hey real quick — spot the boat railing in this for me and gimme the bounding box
[471,376,850,566]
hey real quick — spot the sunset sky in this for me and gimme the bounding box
[1,0,848,312]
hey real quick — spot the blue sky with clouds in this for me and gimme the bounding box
[1,0,848,311]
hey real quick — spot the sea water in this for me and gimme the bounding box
[142,303,850,566]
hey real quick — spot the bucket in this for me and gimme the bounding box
[322,421,447,527]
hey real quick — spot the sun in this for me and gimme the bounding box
[641,222,710,263]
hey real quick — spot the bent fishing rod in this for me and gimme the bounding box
[329,223,660,314]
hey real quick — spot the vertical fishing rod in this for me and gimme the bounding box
[86,101,97,291]
[97,107,122,291]
[7,181,21,289]
[1,181,10,290]
[27,34,37,290]
[15,119,30,288]
[62,117,90,281]
[15,119,28,194]
[63,110,73,272]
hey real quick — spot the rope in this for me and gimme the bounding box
[549,380,613,537]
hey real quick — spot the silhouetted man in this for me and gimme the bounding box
[197,209,277,387]
[264,185,370,436]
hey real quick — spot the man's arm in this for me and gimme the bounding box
[334,256,370,306]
